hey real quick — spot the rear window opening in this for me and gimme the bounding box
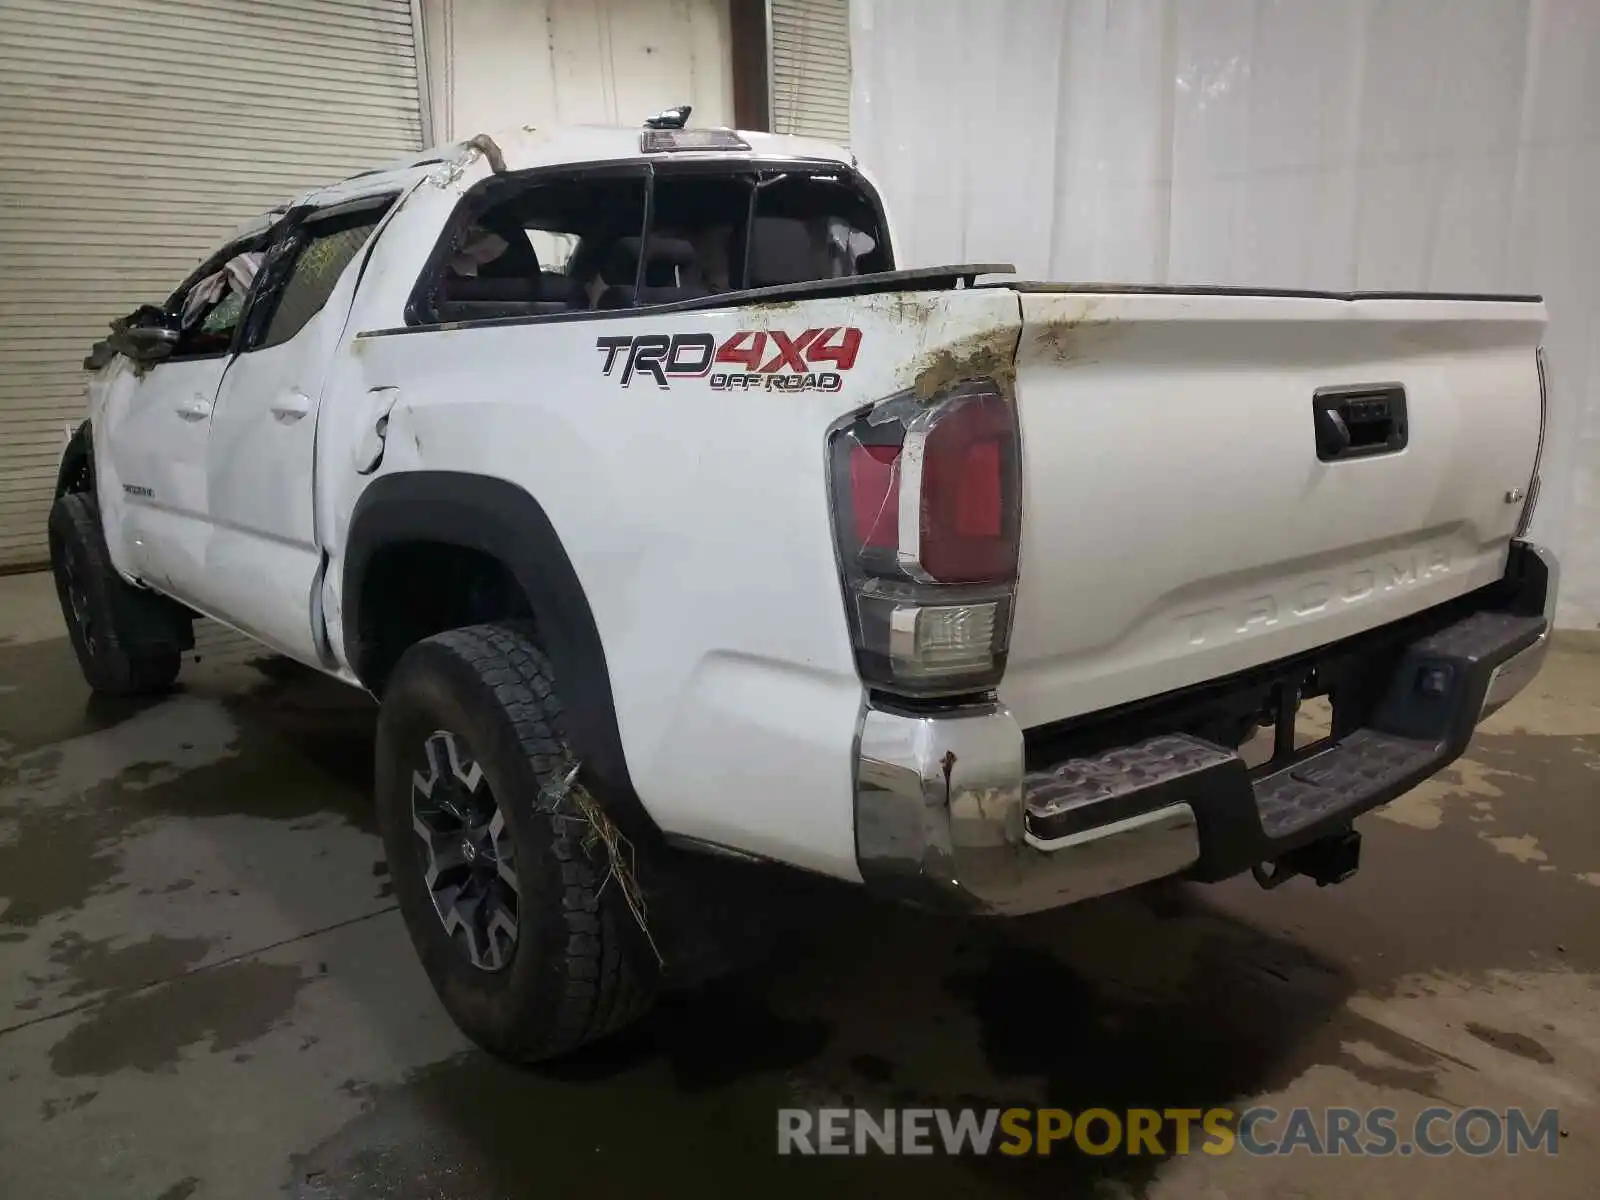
[409,163,892,326]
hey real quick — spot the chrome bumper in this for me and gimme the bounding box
[1481,630,1550,718]
[854,701,1202,916]
[854,542,1558,917]
[1482,543,1559,719]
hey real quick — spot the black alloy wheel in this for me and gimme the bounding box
[410,728,520,972]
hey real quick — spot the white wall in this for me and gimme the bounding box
[421,0,733,142]
[852,0,1599,629]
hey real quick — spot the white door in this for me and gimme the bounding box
[203,199,395,664]
[99,252,260,598]
[100,357,227,594]
[424,0,733,138]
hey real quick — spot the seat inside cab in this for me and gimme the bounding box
[427,165,889,323]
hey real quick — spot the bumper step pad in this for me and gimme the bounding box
[1025,734,1237,846]
[1254,729,1436,838]
[1021,604,1548,880]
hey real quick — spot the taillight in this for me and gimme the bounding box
[1517,345,1549,538]
[827,379,1022,697]
[849,443,900,549]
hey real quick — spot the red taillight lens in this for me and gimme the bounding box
[828,379,1021,697]
[917,391,1015,583]
[849,442,901,549]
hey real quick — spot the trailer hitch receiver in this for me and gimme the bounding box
[1253,829,1362,890]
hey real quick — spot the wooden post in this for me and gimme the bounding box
[729,0,771,131]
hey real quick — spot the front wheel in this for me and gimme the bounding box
[47,493,182,696]
[374,622,659,1062]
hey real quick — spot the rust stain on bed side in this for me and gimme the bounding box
[1028,296,1108,365]
[910,326,1020,401]
[863,291,945,328]
[740,297,806,320]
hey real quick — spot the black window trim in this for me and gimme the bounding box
[236,190,402,355]
[397,155,896,334]
[157,230,278,365]
[404,160,652,329]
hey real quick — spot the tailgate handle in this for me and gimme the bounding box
[1312,383,1408,462]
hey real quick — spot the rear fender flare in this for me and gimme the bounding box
[341,471,650,834]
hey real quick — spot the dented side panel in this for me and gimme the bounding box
[328,286,1021,879]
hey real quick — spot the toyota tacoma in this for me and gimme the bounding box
[50,113,1557,1061]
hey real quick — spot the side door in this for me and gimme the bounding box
[203,196,396,664]
[98,238,265,596]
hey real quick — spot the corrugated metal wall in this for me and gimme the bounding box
[769,0,851,143]
[0,0,424,570]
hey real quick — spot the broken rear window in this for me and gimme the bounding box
[408,163,892,325]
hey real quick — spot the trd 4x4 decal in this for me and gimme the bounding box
[595,328,862,392]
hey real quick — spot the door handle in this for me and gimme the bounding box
[175,395,212,421]
[271,390,312,422]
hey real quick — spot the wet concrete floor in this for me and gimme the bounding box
[1,574,1597,1199]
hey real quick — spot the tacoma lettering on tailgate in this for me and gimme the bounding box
[1175,546,1452,648]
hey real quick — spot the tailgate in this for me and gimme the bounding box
[1001,288,1546,730]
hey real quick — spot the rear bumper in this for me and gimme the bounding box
[853,541,1558,915]
[1480,617,1552,719]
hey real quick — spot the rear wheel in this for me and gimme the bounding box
[375,622,658,1061]
[47,493,183,696]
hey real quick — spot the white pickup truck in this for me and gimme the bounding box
[51,113,1557,1062]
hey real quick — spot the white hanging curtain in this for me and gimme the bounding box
[850,0,1600,627]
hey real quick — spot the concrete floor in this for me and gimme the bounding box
[1,569,1597,1199]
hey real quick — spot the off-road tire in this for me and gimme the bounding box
[375,622,659,1061]
[47,492,182,696]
